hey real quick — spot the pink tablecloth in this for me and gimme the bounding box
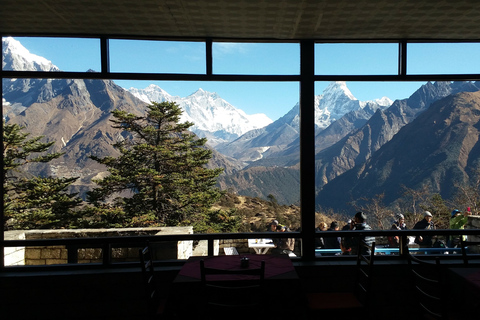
[177,254,296,281]
[172,254,301,318]
[449,267,480,294]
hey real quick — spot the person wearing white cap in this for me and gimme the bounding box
[413,211,435,247]
[394,213,408,230]
[267,219,279,232]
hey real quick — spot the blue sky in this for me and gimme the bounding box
[8,37,480,121]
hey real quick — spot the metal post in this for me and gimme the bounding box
[207,238,214,256]
[399,41,407,76]
[206,38,213,75]
[100,37,110,74]
[300,40,316,260]
[67,245,79,263]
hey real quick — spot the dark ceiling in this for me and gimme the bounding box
[2,0,480,41]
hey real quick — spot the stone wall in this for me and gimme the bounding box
[4,231,26,266]
[4,227,194,266]
[466,215,480,253]
[219,239,249,254]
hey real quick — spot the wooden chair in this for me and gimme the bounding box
[199,258,266,319]
[407,253,446,319]
[460,239,480,264]
[305,239,376,319]
[139,244,168,319]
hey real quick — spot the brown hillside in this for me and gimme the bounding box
[214,193,339,231]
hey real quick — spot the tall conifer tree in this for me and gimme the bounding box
[3,122,81,230]
[87,101,223,226]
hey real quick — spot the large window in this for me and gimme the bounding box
[2,37,480,266]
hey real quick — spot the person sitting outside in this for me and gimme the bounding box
[323,221,341,255]
[394,214,408,230]
[315,222,328,249]
[341,219,355,255]
[388,224,401,248]
[267,219,279,232]
[271,225,295,255]
[413,211,435,248]
[349,211,375,255]
[448,209,469,247]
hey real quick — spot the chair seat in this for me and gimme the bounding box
[306,292,363,310]
[155,298,167,316]
[304,239,375,319]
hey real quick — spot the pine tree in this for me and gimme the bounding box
[87,101,224,226]
[3,121,81,230]
[11,177,82,229]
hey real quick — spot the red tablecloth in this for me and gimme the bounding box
[449,267,480,294]
[447,267,480,317]
[177,254,296,281]
[171,254,301,318]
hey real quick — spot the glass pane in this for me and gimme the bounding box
[4,76,300,259]
[408,42,480,74]
[314,80,479,250]
[213,42,300,75]
[315,43,398,75]
[109,40,206,74]
[118,81,300,241]
[2,36,101,72]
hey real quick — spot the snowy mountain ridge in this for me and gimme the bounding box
[2,37,59,72]
[128,84,273,146]
[314,81,392,129]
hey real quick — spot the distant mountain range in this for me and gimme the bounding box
[131,81,392,164]
[128,85,273,147]
[4,36,480,211]
[317,87,480,211]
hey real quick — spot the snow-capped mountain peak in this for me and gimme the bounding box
[371,96,394,106]
[322,81,356,101]
[2,37,59,72]
[127,85,273,146]
[128,84,177,104]
[314,81,391,129]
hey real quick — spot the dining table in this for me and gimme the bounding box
[171,254,302,319]
[447,266,480,318]
[247,238,276,254]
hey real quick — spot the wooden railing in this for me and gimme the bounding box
[2,229,480,269]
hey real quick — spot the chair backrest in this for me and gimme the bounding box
[354,240,376,307]
[407,252,445,319]
[200,259,265,312]
[223,247,239,255]
[139,244,158,315]
[460,239,480,265]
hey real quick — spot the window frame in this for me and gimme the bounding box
[2,37,480,268]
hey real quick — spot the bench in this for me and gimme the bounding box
[315,247,463,256]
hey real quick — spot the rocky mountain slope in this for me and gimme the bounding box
[216,81,391,164]
[316,89,480,211]
[313,81,480,190]
[2,38,243,198]
[6,37,480,211]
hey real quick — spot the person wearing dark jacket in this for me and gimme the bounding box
[341,219,355,254]
[413,211,435,247]
[350,211,375,255]
[324,221,341,249]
